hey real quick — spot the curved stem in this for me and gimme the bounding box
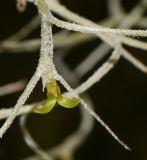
[75,45,121,94]
[20,114,53,160]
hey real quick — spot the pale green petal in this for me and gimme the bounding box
[56,83,61,95]
[46,80,58,97]
[34,94,56,114]
[57,95,80,108]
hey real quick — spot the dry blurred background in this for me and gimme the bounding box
[0,0,147,159]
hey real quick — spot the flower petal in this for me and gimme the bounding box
[57,95,80,108]
[34,93,56,114]
[46,80,58,97]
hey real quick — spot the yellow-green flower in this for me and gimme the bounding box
[34,80,80,114]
